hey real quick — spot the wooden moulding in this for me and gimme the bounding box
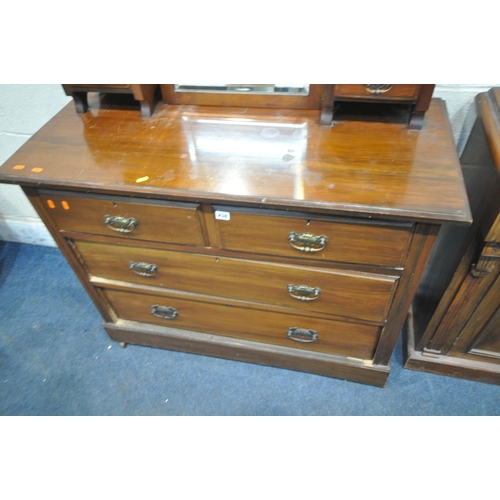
[104,320,391,387]
[403,306,500,386]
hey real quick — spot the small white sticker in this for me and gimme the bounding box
[215,210,231,221]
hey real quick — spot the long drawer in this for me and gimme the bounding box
[40,192,207,246]
[74,239,399,324]
[214,207,413,268]
[102,288,382,359]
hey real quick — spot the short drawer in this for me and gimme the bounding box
[102,288,382,360]
[74,240,399,324]
[40,192,207,246]
[214,207,413,268]
[66,84,130,90]
[334,85,420,100]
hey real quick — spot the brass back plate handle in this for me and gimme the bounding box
[287,327,319,343]
[287,284,321,301]
[103,215,138,233]
[288,232,328,253]
[129,261,158,277]
[151,305,178,320]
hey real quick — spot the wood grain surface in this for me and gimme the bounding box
[39,192,207,246]
[214,207,413,268]
[73,239,399,324]
[102,288,382,359]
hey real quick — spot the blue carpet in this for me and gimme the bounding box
[1,240,499,415]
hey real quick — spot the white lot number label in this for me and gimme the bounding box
[215,210,231,221]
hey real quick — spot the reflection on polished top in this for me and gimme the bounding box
[0,98,471,225]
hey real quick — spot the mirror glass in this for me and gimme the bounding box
[175,84,309,95]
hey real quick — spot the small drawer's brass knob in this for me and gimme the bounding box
[364,84,393,95]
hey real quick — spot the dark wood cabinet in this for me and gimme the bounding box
[405,88,500,385]
[0,92,470,387]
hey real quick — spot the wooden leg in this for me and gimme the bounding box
[408,86,435,129]
[72,92,89,113]
[409,111,425,130]
[320,105,334,126]
[320,85,335,126]
[139,100,153,118]
[130,84,158,118]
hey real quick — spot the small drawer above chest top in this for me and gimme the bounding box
[213,206,414,268]
[39,192,208,247]
[334,84,421,101]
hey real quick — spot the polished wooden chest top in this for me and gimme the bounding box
[0,96,471,386]
[1,99,469,224]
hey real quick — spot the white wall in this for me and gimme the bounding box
[0,85,72,246]
[0,84,497,247]
[432,85,495,153]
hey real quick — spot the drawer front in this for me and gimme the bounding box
[67,84,130,89]
[40,193,207,246]
[103,289,382,359]
[334,85,420,100]
[214,209,413,268]
[74,240,399,323]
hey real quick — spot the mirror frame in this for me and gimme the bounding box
[160,84,328,109]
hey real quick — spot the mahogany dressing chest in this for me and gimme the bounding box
[0,92,471,386]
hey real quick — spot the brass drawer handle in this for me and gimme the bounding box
[287,284,321,301]
[129,261,158,277]
[287,327,319,343]
[103,215,138,233]
[364,84,393,95]
[151,305,178,320]
[288,232,328,253]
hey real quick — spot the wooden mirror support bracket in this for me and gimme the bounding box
[62,84,158,118]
